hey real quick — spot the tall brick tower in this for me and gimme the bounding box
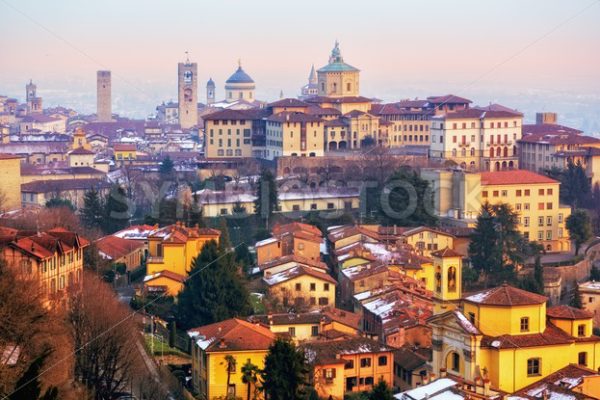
[178,57,198,129]
[26,80,42,114]
[96,70,112,122]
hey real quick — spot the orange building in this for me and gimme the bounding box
[0,227,88,307]
[303,337,394,399]
[256,222,323,266]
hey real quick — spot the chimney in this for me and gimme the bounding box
[440,368,447,378]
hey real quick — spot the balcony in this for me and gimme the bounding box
[458,142,471,147]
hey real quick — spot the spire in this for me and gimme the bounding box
[185,50,189,63]
[308,64,317,84]
[279,90,284,99]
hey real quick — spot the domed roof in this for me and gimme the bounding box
[207,77,215,86]
[226,65,254,84]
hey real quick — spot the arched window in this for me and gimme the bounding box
[448,267,457,292]
[503,147,508,157]
[461,148,466,157]
[470,147,475,156]
[452,149,457,157]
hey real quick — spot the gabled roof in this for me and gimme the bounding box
[464,284,547,306]
[547,305,593,320]
[268,98,309,108]
[69,147,95,155]
[430,247,463,258]
[144,270,186,284]
[427,94,472,105]
[266,111,323,123]
[511,364,598,399]
[480,322,584,349]
[258,254,328,272]
[96,235,145,260]
[188,318,274,353]
[303,337,391,366]
[263,265,337,286]
[113,143,137,151]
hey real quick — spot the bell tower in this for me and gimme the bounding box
[431,247,463,313]
[178,53,198,129]
[206,78,215,105]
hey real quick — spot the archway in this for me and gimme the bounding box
[495,161,500,171]
[328,141,337,151]
[503,147,508,157]
[489,148,494,158]
[501,161,507,170]
[508,161,514,169]
[338,141,347,150]
[445,350,463,375]
[460,162,467,169]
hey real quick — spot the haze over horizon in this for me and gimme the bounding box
[1,0,600,132]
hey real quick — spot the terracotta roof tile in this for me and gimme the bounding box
[95,235,145,260]
[480,170,558,186]
[547,305,594,320]
[464,284,547,306]
[188,318,275,352]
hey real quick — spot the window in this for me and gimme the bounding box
[451,352,460,372]
[539,189,545,195]
[360,358,371,368]
[482,191,488,198]
[578,352,587,366]
[327,203,334,209]
[310,297,316,305]
[378,356,388,366]
[311,326,319,337]
[525,189,530,196]
[468,312,475,323]
[365,377,374,386]
[288,327,296,337]
[318,297,329,305]
[558,213,563,223]
[547,188,553,195]
[295,283,302,291]
[493,190,499,197]
[547,202,553,210]
[546,230,552,240]
[538,203,545,210]
[524,203,530,210]
[527,358,540,376]
[324,283,330,291]
[501,190,508,197]
[546,216,552,226]
[310,203,317,210]
[520,317,529,332]
[516,190,522,197]
[310,283,316,291]
[516,203,522,211]
[292,205,300,211]
[578,324,586,337]
[538,217,544,227]
[345,360,354,370]
[524,217,530,227]
[325,368,336,380]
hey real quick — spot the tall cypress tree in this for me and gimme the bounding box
[261,338,308,400]
[81,189,104,230]
[254,169,278,229]
[175,240,251,329]
[469,203,501,274]
[103,185,131,234]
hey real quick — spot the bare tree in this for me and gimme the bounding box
[69,273,141,400]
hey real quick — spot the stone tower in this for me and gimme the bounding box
[96,70,112,122]
[431,247,463,313]
[26,80,42,114]
[26,79,36,103]
[206,78,215,105]
[178,60,198,129]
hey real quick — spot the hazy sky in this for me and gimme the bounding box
[1,0,600,128]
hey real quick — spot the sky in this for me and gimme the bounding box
[1,0,600,131]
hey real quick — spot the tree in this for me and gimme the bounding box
[533,255,544,294]
[556,160,591,208]
[261,338,308,400]
[175,240,252,329]
[225,355,237,399]
[219,217,231,252]
[9,351,58,400]
[566,209,592,256]
[241,360,260,400]
[254,169,278,229]
[469,203,502,274]
[69,273,141,400]
[368,379,394,400]
[80,189,104,230]
[381,168,437,226]
[591,264,600,281]
[570,281,583,309]
[45,197,75,211]
[103,185,131,234]
[159,155,175,178]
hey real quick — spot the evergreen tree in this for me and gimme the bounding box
[561,160,591,208]
[103,185,131,234]
[566,209,593,256]
[570,282,583,309]
[380,168,438,226]
[261,338,308,400]
[368,379,394,400]
[469,203,501,274]
[81,189,104,230]
[175,240,251,329]
[533,256,544,294]
[159,155,175,178]
[10,351,58,400]
[218,217,231,252]
[254,169,278,229]
[235,244,254,273]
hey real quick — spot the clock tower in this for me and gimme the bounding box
[178,57,198,129]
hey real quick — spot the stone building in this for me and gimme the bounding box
[96,70,112,122]
[178,59,198,129]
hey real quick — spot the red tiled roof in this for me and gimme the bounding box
[113,144,136,151]
[266,111,323,123]
[304,96,373,104]
[21,178,110,193]
[264,265,337,286]
[258,254,328,272]
[268,98,309,108]
[438,108,522,119]
[522,123,582,136]
[145,270,186,283]
[480,322,582,349]
[272,221,322,238]
[95,235,144,260]
[302,337,392,366]
[0,154,23,160]
[480,170,558,186]
[188,318,275,352]
[69,147,95,155]
[427,94,472,104]
[321,307,361,330]
[547,305,593,320]
[464,283,547,306]
[430,247,463,258]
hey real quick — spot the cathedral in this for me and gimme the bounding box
[204,61,264,110]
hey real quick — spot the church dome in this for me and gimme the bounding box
[207,77,215,87]
[226,65,254,84]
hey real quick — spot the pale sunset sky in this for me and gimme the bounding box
[1,0,599,130]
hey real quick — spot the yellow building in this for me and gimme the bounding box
[401,226,457,258]
[1,227,88,307]
[302,337,394,399]
[188,318,275,400]
[203,108,269,158]
[266,112,325,157]
[145,223,220,293]
[20,178,111,209]
[317,41,360,98]
[428,285,600,393]
[256,221,322,265]
[113,143,137,161]
[422,169,571,252]
[263,265,336,310]
[0,154,22,212]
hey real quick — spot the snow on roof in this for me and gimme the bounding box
[579,280,600,291]
[255,237,278,247]
[464,290,491,303]
[454,311,480,335]
[320,240,328,255]
[397,378,458,400]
